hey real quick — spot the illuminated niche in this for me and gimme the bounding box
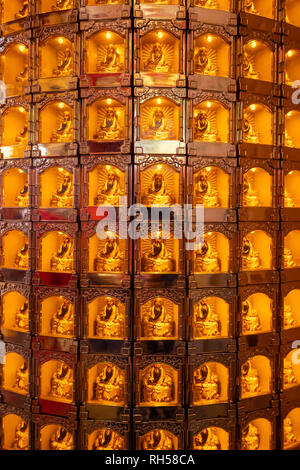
[0,43,29,95]
[40,425,73,450]
[193,297,229,339]
[139,297,178,341]
[140,430,178,450]
[87,362,125,406]
[39,36,73,78]
[1,230,29,270]
[1,0,29,23]
[284,409,300,450]
[140,30,179,74]
[39,296,74,338]
[241,293,272,335]
[242,168,272,207]
[284,230,300,269]
[88,429,125,450]
[240,356,271,399]
[283,289,300,330]
[193,166,229,208]
[242,0,274,19]
[88,98,125,142]
[241,419,272,450]
[39,101,73,144]
[87,296,126,340]
[286,0,300,27]
[40,360,74,403]
[38,231,74,273]
[193,427,229,450]
[193,100,229,143]
[242,230,272,271]
[193,362,228,405]
[194,232,230,274]
[140,230,179,274]
[39,167,73,208]
[86,31,125,74]
[243,40,273,82]
[285,49,300,86]
[88,231,126,274]
[194,34,230,77]
[139,363,178,406]
[1,290,29,333]
[2,352,29,395]
[1,414,29,450]
[242,104,273,145]
[140,163,179,207]
[1,106,28,158]
[284,170,300,208]
[285,111,300,149]
[40,0,74,13]
[283,350,300,390]
[140,97,179,141]
[88,164,126,207]
[2,168,29,207]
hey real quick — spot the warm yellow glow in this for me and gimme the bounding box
[251,41,257,49]
[107,98,112,105]
[106,32,112,40]
[58,38,64,45]
[157,32,163,39]
[206,101,212,108]
[250,104,256,111]
[251,168,256,172]
[58,103,64,109]
[18,169,24,174]
[18,107,25,113]
[287,50,294,57]
[18,45,26,53]
[287,111,293,117]
[157,98,162,104]
[207,35,213,42]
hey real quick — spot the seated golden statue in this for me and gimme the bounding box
[94,234,123,273]
[244,0,258,14]
[50,174,73,208]
[284,247,296,269]
[285,130,295,148]
[15,361,29,393]
[53,48,72,77]
[15,300,29,331]
[15,243,29,270]
[283,359,297,386]
[284,189,295,208]
[243,175,259,207]
[142,298,175,339]
[241,360,260,396]
[194,170,219,207]
[142,171,175,206]
[241,423,260,451]
[94,170,122,206]
[50,427,73,450]
[16,65,29,83]
[51,111,73,143]
[243,116,259,143]
[50,236,73,272]
[284,303,297,329]
[51,302,73,337]
[194,47,216,75]
[142,430,175,451]
[243,53,259,79]
[97,45,123,73]
[194,428,221,451]
[93,364,125,404]
[94,107,122,141]
[93,429,124,450]
[143,109,169,141]
[15,184,29,207]
[194,111,217,142]
[242,300,261,333]
[195,0,218,7]
[242,238,261,271]
[195,240,221,273]
[52,0,73,11]
[193,364,220,402]
[95,298,124,339]
[284,418,297,448]
[144,43,169,73]
[12,421,29,450]
[142,232,176,273]
[49,363,73,400]
[193,300,220,338]
[15,0,28,18]
[141,364,174,404]
[15,126,28,145]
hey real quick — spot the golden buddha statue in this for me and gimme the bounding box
[241,423,260,451]
[241,360,260,396]
[95,298,124,339]
[50,173,73,208]
[50,427,73,451]
[242,300,261,333]
[284,189,295,208]
[144,43,169,73]
[97,45,123,73]
[283,247,296,269]
[142,171,175,206]
[94,107,122,141]
[244,0,258,14]
[194,428,221,451]
[49,363,73,400]
[284,418,297,449]
[194,111,217,142]
[243,115,259,143]
[141,364,174,404]
[195,0,218,7]
[243,52,259,79]
[142,232,176,273]
[193,364,220,402]
[94,169,122,206]
[12,421,29,450]
[242,238,261,270]
[94,234,123,273]
[194,169,219,207]
[53,48,72,77]
[15,0,29,18]
[142,298,175,339]
[50,236,73,272]
[284,303,297,329]
[194,47,216,75]
[283,359,297,387]
[50,301,73,337]
[243,175,259,207]
[144,109,169,141]
[16,64,29,83]
[93,364,125,404]
[15,183,29,207]
[15,361,29,393]
[195,239,221,273]
[93,429,124,450]
[142,430,175,451]
[15,300,29,331]
[51,111,73,143]
[15,242,29,270]
[15,126,28,145]
[193,300,220,338]
[52,0,73,11]
[285,130,295,148]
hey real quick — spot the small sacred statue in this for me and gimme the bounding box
[243,52,259,79]
[284,418,297,449]
[241,423,260,451]
[141,231,176,273]
[194,0,218,7]
[94,169,122,206]
[15,242,29,270]
[195,239,221,273]
[141,430,175,451]
[193,364,220,402]
[15,300,29,331]
[283,359,297,386]
[242,300,261,333]
[243,174,259,207]
[145,109,170,140]
[141,364,175,404]
[16,63,29,83]
[50,171,73,208]
[95,297,124,339]
[15,126,28,145]
[144,43,169,73]
[50,301,73,337]
[241,360,260,396]
[194,428,221,451]
[93,429,124,451]
[194,47,216,75]
[50,236,73,272]
[11,421,29,450]
[242,238,261,270]
[97,45,123,73]
[15,183,29,207]
[15,361,29,393]
[244,0,258,14]
[53,48,72,77]
[93,363,125,404]
[142,298,175,339]
[284,188,295,208]
[49,363,73,400]
[51,111,73,143]
[284,303,296,329]
[50,427,73,450]
[194,110,218,142]
[94,233,124,273]
[243,114,259,143]
[193,300,220,338]
[52,0,73,11]
[15,0,29,18]
[194,168,219,207]
[142,171,175,206]
[94,107,122,141]
[285,130,295,148]
[283,247,296,269]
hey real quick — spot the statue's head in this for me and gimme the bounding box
[63,111,71,120]
[198,47,208,59]
[152,43,162,55]
[197,111,208,121]
[107,44,116,53]
[153,109,163,120]
[243,238,251,255]
[107,171,118,183]
[105,108,117,119]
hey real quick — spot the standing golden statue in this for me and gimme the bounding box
[242,238,261,270]
[15,1,28,18]
[195,239,221,273]
[142,232,176,273]
[141,364,175,405]
[15,361,29,393]
[194,47,216,75]
[94,233,124,273]
[283,359,297,387]
[242,300,261,333]
[142,298,175,339]
[194,168,219,207]
[144,43,169,73]
[15,242,29,270]
[284,418,297,449]
[50,301,73,337]
[241,423,260,450]
[50,427,73,450]
[93,363,125,404]
[194,428,221,450]
[94,107,122,140]
[193,364,220,403]
[15,300,29,331]
[94,169,122,206]
[193,300,220,338]
[49,363,73,400]
[15,183,29,207]
[51,111,73,143]
[53,48,72,76]
[11,421,29,450]
[243,175,259,207]
[50,235,73,272]
[93,429,124,450]
[50,172,73,208]
[141,430,175,450]
[95,297,124,339]
[97,44,123,73]
[241,360,260,396]
[142,171,175,206]
[52,0,73,11]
